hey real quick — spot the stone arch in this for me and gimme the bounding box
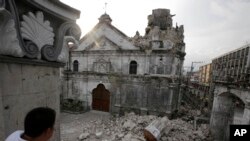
[219,92,245,124]
[210,87,248,140]
[92,83,110,112]
[210,91,235,140]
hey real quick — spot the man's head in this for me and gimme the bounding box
[24,107,56,140]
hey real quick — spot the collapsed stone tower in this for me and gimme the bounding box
[132,8,185,75]
[148,9,174,30]
[145,9,184,46]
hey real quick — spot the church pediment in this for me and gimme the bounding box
[78,23,137,51]
[85,36,121,51]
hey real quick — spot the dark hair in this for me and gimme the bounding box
[24,107,56,137]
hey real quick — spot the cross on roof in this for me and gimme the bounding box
[104,2,107,14]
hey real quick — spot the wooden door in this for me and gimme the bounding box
[92,84,110,112]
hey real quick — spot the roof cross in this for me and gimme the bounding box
[104,2,107,14]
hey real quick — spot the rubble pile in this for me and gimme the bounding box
[77,112,212,141]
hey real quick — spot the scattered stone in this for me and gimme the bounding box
[76,112,211,141]
[95,131,103,139]
[123,120,136,130]
[118,133,125,138]
[78,132,90,140]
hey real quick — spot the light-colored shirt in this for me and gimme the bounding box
[5,130,27,141]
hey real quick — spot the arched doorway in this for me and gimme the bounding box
[92,84,110,112]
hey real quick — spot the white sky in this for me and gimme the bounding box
[60,0,250,70]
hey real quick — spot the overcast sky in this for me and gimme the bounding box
[60,0,250,70]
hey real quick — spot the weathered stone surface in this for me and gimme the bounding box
[0,61,61,140]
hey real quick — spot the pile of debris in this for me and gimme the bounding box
[78,112,212,141]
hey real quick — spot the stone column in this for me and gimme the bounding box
[243,99,250,124]
[210,93,234,141]
[171,57,178,75]
[165,88,174,114]
[145,48,152,74]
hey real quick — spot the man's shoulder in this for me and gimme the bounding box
[5,130,26,141]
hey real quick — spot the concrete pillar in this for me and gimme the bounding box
[210,94,234,141]
[243,99,250,124]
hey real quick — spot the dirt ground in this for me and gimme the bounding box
[60,110,110,141]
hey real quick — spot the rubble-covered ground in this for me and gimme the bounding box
[61,108,212,141]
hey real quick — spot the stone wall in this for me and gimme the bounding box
[71,50,177,76]
[62,72,180,116]
[0,57,63,140]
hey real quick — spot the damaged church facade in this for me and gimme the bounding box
[62,9,186,116]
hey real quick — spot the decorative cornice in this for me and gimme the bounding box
[57,36,79,63]
[21,11,55,58]
[41,22,81,62]
[0,55,64,67]
[0,0,81,63]
[8,0,39,58]
[28,0,80,21]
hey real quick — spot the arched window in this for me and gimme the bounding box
[129,61,137,74]
[73,60,79,72]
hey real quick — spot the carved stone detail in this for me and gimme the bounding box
[42,22,81,62]
[21,11,54,51]
[0,8,24,57]
[57,36,79,63]
[93,58,112,73]
[1,0,81,63]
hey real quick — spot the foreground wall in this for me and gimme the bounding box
[0,0,81,140]
[0,57,63,140]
